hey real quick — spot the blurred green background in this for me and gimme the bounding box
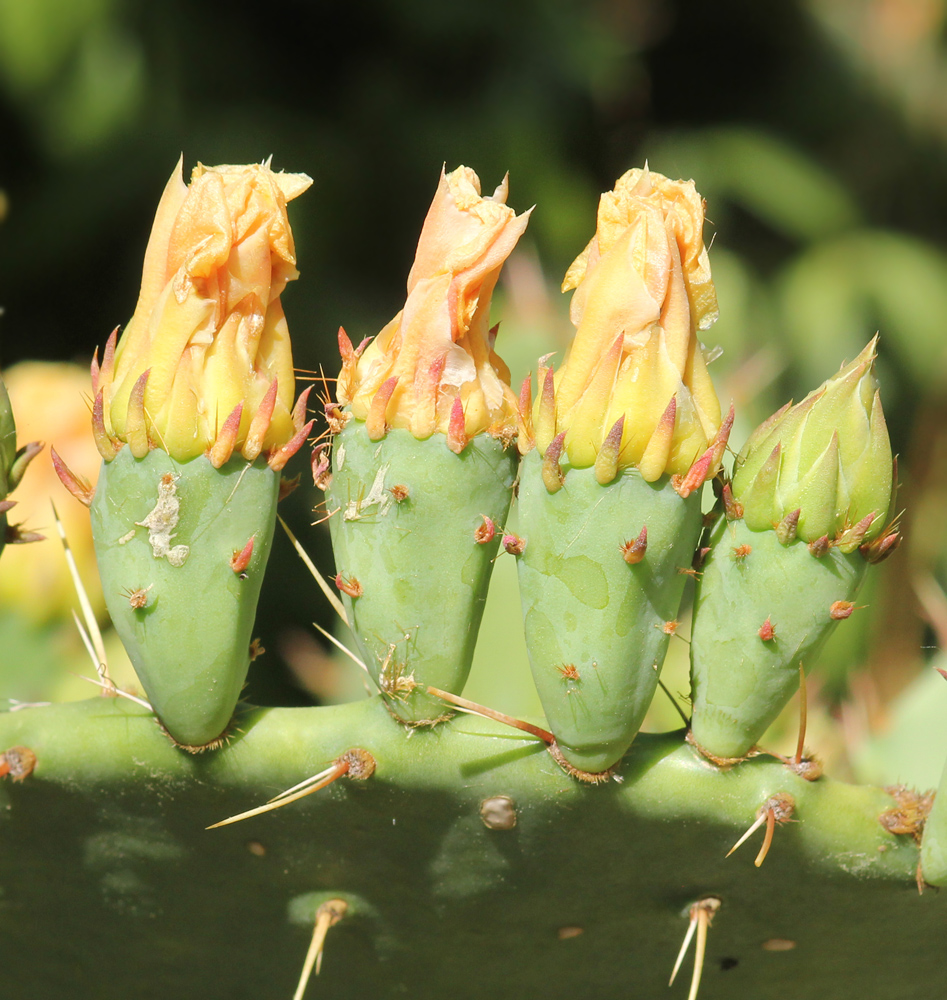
[2,0,947,785]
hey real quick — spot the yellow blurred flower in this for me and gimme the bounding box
[337,165,531,446]
[99,159,312,463]
[541,166,723,483]
[0,362,102,621]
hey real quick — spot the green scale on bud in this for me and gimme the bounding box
[689,338,898,761]
[326,165,530,724]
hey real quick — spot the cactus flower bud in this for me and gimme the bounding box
[78,159,313,750]
[100,159,311,463]
[327,166,528,723]
[516,167,728,776]
[689,339,897,761]
[338,166,529,444]
[733,336,893,546]
[534,166,723,482]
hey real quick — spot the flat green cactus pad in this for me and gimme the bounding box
[0,696,940,1000]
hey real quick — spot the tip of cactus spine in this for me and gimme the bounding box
[621,524,648,564]
[542,432,566,492]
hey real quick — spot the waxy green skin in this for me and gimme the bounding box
[516,451,703,773]
[921,758,947,886]
[327,422,516,723]
[91,447,279,748]
[689,518,867,759]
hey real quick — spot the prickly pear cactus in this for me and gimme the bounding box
[3,162,945,1000]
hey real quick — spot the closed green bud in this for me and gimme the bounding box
[689,340,898,761]
[733,337,893,549]
[328,166,528,724]
[66,160,313,750]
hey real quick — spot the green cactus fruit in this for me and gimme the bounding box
[328,165,530,723]
[515,450,703,774]
[688,340,897,761]
[66,160,313,749]
[90,447,279,747]
[326,423,516,723]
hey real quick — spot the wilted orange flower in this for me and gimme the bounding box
[98,159,311,463]
[337,165,530,445]
[540,166,723,482]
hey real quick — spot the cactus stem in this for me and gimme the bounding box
[446,396,468,454]
[669,896,720,1000]
[207,748,376,829]
[268,418,315,472]
[243,378,279,461]
[474,515,496,544]
[51,447,95,506]
[293,899,348,1000]
[209,403,244,468]
[426,686,554,744]
[125,368,152,458]
[542,432,566,493]
[517,373,534,456]
[620,524,648,564]
[0,746,36,782]
[230,535,256,575]
[594,415,625,486]
[535,367,557,454]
